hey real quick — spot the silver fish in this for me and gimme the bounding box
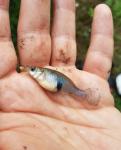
[20,66,100,104]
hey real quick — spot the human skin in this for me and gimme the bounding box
[0,0,121,150]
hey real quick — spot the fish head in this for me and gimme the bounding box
[28,67,45,79]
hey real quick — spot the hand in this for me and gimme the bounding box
[0,1,121,150]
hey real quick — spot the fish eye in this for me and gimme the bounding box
[31,67,36,72]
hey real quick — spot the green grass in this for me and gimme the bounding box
[113,92,121,111]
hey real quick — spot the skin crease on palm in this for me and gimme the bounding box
[0,0,121,150]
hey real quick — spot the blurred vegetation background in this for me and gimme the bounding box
[9,0,121,110]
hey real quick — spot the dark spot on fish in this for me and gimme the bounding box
[23,146,27,150]
[57,80,63,91]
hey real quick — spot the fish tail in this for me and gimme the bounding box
[63,85,88,98]
[62,82,100,105]
[69,87,100,105]
[74,88,88,97]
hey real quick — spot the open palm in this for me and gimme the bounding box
[0,1,121,150]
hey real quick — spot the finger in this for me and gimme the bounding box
[51,0,76,66]
[18,0,51,67]
[83,4,114,79]
[0,0,17,78]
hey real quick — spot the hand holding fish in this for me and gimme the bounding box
[0,1,121,150]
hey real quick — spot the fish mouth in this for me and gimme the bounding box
[19,66,30,72]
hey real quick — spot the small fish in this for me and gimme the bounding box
[20,66,100,104]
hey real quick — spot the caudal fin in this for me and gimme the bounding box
[70,88,101,105]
